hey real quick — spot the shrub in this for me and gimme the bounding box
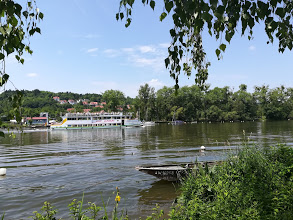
[170,145,293,220]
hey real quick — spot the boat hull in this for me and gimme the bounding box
[136,165,190,181]
[136,162,218,181]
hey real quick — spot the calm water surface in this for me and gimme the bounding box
[0,121,293,219]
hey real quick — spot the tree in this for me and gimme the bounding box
[137,83,156,121]
[0,0,43,136]
[118,0,293,89]
[102,90,125,112]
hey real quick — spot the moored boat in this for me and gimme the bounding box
[136,161,218,181]
[143,121,156,126]
[50,112,142,130]
[136,164,190,181]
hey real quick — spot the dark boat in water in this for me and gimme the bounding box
[136,162,218,181]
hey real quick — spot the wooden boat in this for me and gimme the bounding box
[136,162,217,181]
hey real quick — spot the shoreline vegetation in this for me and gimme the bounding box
[1,145,293,219]
[1,84,293,126]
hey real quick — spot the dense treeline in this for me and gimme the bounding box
[1,84,293,122]
[135,84,293,122]
[0,89,133,120]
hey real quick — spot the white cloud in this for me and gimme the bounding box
[103,49,120,57]
[84,34,99,39]
[121,47,134,53]
[27,73,38,78]
[159,43,170,48]
[87,48,98,53]
[249,45,256,51]
[147,79,165,89]
[134,57,157,66]
[103,43,168,73]
[138,45,156,53]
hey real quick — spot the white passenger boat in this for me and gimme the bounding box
[50,112,142,130]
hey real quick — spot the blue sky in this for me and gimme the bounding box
[4,0,293,97]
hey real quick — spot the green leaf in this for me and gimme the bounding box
[165,1,173,13]
[219,44,226,52]
[39,12,44,20]
[11,16,18,27]
[165,58,170,68]
[270,0,277,7]
[0,53,4,60]
[23,11,28,18]
[150,0,155,10]
[160,12,167,21]
[276,7,285,18]
[202,12,213,22]
[170,28,176,37]
[225,31,232,43]
[3,74,9,82]
[116,13,119,20]
[35,27,41,34]
[215,49,221,58]
[0,131,4,138]
[210,0,218,8]
[120,12,124,20]
[29,29,35,36]
[0,27,5,35]
[125,18,131,28]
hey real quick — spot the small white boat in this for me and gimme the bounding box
[0,168,7,176]
[143,121,156,126]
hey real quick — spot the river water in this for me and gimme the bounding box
[1,121,293,219]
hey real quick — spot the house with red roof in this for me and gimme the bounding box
[59,100,68,104]
[89,102,98,106]
[68,100,76,105]
[53,96,60,101]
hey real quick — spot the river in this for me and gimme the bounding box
[0,121,293,219]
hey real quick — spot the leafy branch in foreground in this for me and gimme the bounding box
[0,0,43,137]
[117,0,293,89]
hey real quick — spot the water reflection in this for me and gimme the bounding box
[137,180,180,218]
[0,121,293,219]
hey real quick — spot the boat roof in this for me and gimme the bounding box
[64,112,131,116]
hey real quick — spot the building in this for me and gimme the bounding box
[89,102,98,106]
[53,96,60,101]
[24,112,49,126]
[59,100,68,104]
[68,100,77,105]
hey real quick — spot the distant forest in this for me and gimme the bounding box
[0,84,293,122]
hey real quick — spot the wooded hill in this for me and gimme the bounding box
[1,84,293,122]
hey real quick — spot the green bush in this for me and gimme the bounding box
[170,145,293,220]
